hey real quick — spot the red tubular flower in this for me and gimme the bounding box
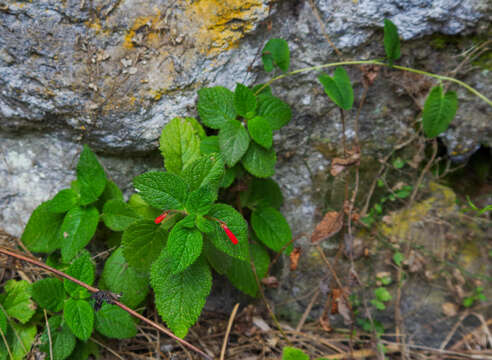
[220,223,238,245]
[154,211,168,224]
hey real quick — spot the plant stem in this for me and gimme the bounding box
[255,60,492,107]
[0,247,212,360]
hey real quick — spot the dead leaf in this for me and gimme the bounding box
[311,211,343,243]
[361,65,380,87]
[442,302,458,317]
[337,296,352,325]
[289,247,302,271]
[331,289,342,314]
[252,316,271,332]
[261,276,279,288]
[319,312,332,332]
[330,150,361,176]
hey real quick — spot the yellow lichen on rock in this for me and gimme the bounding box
[185,0,267,55]
[123,11,162,49]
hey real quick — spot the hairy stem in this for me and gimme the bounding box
[255,60,492,107]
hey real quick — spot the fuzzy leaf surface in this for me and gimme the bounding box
[248,116,273,149]
[257,96,291,130]
[241,142,276,178]
[40,316,76,360]
[383,18,401,65]
[282,347,309,360]
[77,145,107,205]
[32,278,65,312]
[21,201,65,253]
[219,120,250,166]
[102,199,140,231]
[318,67,354,110]
[100,248,148,308]
[133,171,188,210]
[63,299,94,341]
[262,38,290,72]
[159,117,201,175]
[251,206,292,252]
[0,322,36,360]
[240,178,283,209]
[206,204,249,260]
[95,304,137,339]
[234,83,257,118]
[166,217,203,274]
[225,243,269,297]
[151,250,212,338]
[181,154,225,192]
[200,136,220,154]
[64,253,95,299]
[122,219,167,272]
[48,189,80,214]
[185,186,216,215]
[1,280,35,324]
[422,85,458,138]
[60,206,99,263]
[197,86,236,129]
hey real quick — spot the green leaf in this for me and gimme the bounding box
[95,180,124,210]
[262,38,290,72]
[151,250,212,338]
[422,85,458,138]
[393,251,404,266]
[95,303,136,339]
[392,157,405,169]
[221,166,237,188]
[248,116,273,149]
[32,278,65,312]
[318,67,354,110]
[463,297,474,308]
[251,206,292,252]
[60,206,100,263]
[48,189,80,214]
[195,216,215,234]
[374,287,392,302]
[21,201,65,253]
[234,83,257,118]
[251,84,273,97]
[218,120,251,167]
[0,311,6,334]
[240,178,283,209]
[133,171,188,210]
[77,145,107,206]
[225,243,269,297]
[1,280,35,324]
[122,219,167,272]
[181,154,225,192]
[197,86,236,129]
[371,299,386,310]
[205,204,249,260]
[257,96,292,130]
[40,316,76,360]
[383,18,401,66]
[166,217,204,274]
[159,117,201,175]
[100,247,149,308]
[185,186,216,215]
[282,347,309,360]
[63,299,94,341]
[183,117,206,139]
[0,322,36,360]
[127,194,161,220]
[66,340,99,360]
[200,136,220,155]
[64,253,95,299]
[102,199,140,231]
[241,142,276,178]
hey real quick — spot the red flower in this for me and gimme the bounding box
[220,223,238,245]
[154,212,168,224]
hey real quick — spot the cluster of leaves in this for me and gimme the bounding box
[281,346,334,360]
[462,286,486,308]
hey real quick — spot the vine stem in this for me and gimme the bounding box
[0,247,213,360]
[255,60,492,107]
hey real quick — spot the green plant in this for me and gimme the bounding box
[463,286,486,308]
[2,17,491,359]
